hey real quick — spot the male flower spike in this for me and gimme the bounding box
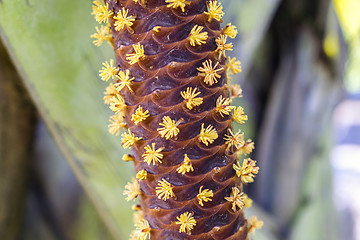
[92,0,263,239]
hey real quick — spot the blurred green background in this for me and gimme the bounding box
[0,0,359,240]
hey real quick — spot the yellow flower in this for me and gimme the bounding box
[224,23,238,39]
[135,219,151,240]
[126,43,145,65]
[232,106,247,124]
[229,84,243,99]
[175,212,197,234]
[233,158,259,184]
[92,1,113,24]
[114,8,135,31]
[103,83,118,105]
[224,129,244,151]
[243,194,253,208]
[165,0,190,12]
[142,143,164,165]
[197,186,213,206]
[115,69,134,92]
[90,25,112,47]
[136,169,147,181]
[176,154,194,175]
[122,154,135,162]
[123,178,141,201]
[204,0,224,22]
[131,106,150,125]
[248,216,264,235]
[226,57,242,75]
[99,59,118,82]
[237,139,255,156]
[156,179,175,201]
[180,87,203,110]
[224,187,245,211]
[189,25,208,46]
[197,59,224,86]
[108,113,126,136]
[133,0,146,5]
[157,116,181,139]
[216,95,235,117]
[199,123,218,146]
[109,94,126,113]
[121,129,142,149]
[216,35,233,59]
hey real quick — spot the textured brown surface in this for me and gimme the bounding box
[106,0,248,239]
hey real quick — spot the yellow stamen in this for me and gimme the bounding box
[142,143,164,165]
[175,212,197,234]
[157,116,181,140]
[233,158,259,184]
[226,57,242,75]
[156,179,175,201]
[114,8,136,31]
[199,123,218,146]
[204,0,224,22]
[224,129,244,151]
[165,0,190,12]
[243,194,253,208]
[108,113,126,136]
[115,69,134,92]
[189,25,208,46]
[232,106,248,124]
[136,169,147,181]
[131,106,150,125]
[99,59,118,82]
[134,219,151,240]
[248,216,264,235]
[180,87,203,110]
[176,154,194,175]
[91,25,112,47]
[197,186,213,206]
[103,83,118,105]
[92,1,113,24]
[123,178,141,201]
[123,154,135,162]
[197,59,223,86]
[236,139,255,156]
[126,43,145,65]
[224,23,238,39]
[121,129,142,149]
[216,95,235,117]
[224,187,245,211]
[215,35,233,59]
[229,84,243,99]
[109,94,126,113]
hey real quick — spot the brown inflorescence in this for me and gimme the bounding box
[92,0,262,239]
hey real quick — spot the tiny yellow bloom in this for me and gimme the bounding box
[232,106,248,124]
[180,87,203,110]
[233,158,259,184]
[243,194,253,208]
[135,219,151,240]
[216,95,235,117]
[121,129,142,149]
[204,0,224,22]
[197,59,224,86]
[189,25,208,46]
[165,0,190,12]
[115,69,134,92]
[131,106,150,125]
[197,186,213,206]
[136,169,147,181]
[99,59,118,82]
[123,178,141,201]
[248,216,264,235]
[108,113,126,136]
[199,123,218,146]
[224,23,238,39]
[157,116,181,139]
[224,129,244,151]
[126,43,145,65]
[237,139,255,156]
[114,8,136,31]
[91,25,112,47]
[123,154,135,162]
[103,83,118,105]
[156,179,175,201]
[109,94,126,113]
[216,35,233,59]
[142,143,164,165]
[229,84,243,99]
[224,187,245,211]
[176,154,194,175]
[175,212,197,234]
[92,1,113,24]
[226,57,242,75]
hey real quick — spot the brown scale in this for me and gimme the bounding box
[105,0,248,239]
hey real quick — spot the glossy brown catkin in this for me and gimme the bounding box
[94,0,260,239]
